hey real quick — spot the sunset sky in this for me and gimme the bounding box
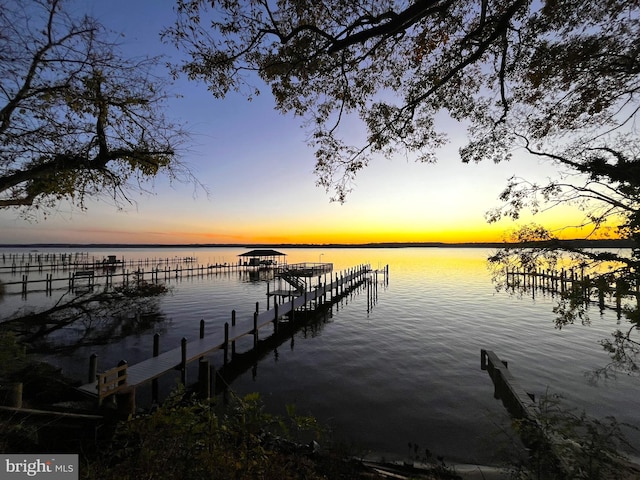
[0,0,593,245]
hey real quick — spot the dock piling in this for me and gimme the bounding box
[274,303,279,334]
[224,323,229,366]
[253,313,258,348]
[198,358,210,400]
[180,338,187,385]
[88,354,98,384]
[152,334,160,403]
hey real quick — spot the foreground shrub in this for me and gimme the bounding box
[513,392,639,479]
[81,390,371,480]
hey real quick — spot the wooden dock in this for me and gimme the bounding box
[505,266,640,312]
[0,252,197,275]
[481,349,537,420]
[481,349,574,475]
[1,260,281,297]
[78,264,378,402]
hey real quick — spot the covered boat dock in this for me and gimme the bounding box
[238,249,286,267]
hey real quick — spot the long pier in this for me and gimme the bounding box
[0,252,199,274]
[77,264,383,406]
[505,266,640,311]
[1,259,278,297]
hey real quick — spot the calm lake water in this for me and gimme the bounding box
[1,246,638,465]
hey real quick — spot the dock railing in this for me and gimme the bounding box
[96,361,129,406]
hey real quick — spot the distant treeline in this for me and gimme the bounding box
[0,239,634,249]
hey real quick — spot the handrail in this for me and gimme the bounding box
[96,362,129,403]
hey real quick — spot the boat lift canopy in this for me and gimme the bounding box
[238,249,286,266]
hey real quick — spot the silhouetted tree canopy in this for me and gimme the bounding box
[167,0,639,201]
[167,0,640,373]
[0,0,192,216]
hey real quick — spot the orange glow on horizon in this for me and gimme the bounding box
[10,225,620,246]
[3,201,620,245]
[97,222,617,245]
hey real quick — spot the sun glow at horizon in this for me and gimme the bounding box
[48,222,617,246]
[0,197,618,245]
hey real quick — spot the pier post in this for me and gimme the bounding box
[117,360,128,387]
[584,275,591,302]
[152,333,160,403]
[253,312,258,348]
[224,322,229,366]
[153,333,160,357]
[88,353,98,384]
[322,273,327,302]
[290,298,296,323]
[231,310,236,326]
[181,338,187,385]
[274,303,279,334]
[597,276,606,309]
[198,358,210,399]
[116,360,135,419]
[200,319,205,339]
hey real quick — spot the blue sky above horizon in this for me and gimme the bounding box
[0,0,592,245]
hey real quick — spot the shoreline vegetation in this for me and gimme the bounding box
[0,239,634,249]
